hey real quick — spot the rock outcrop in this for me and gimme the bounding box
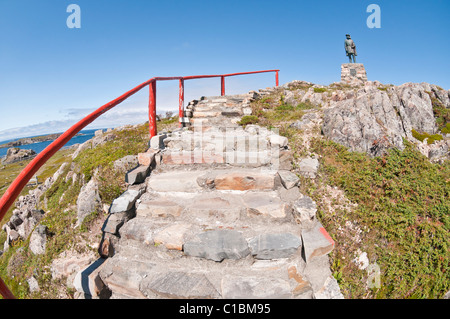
[322,82,449,157]
[276,79,449,160]
[2,148,36,165]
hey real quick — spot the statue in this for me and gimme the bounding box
[344,34,357,63]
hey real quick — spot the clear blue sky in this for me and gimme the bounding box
[0,0,449,141]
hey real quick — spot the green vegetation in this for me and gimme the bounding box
[313,87,327,93]
[237,115,259,127]
[425,91,450,134]
[411,129,443,144]
[310,139,449,298]
[249,93,314,127]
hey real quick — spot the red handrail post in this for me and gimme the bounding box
[276,71,279,87]
[221,76,225,96]
[0,276,15,299]
[179,79,184,127]
[148,80,157,138]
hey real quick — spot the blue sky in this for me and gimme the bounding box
[0,0,449,141]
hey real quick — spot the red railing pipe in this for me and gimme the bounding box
[0,69,279,298]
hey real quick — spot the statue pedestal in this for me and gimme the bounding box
[341,63,367,84]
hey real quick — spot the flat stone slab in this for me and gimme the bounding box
[221,276,292,299]
[183,229,250,262]
[243,192,291,218]
[147,171,203,192]
[248,233,302,260]
[141,271,220,299]
[214,170,278,191]
[184,195,242,223]
[99,256,155,298]
[301,222,335,263]
[136,199,183,218]
[153,223,192,250]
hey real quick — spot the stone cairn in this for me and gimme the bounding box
[77,90,343,299]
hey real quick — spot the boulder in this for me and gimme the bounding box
[29,225,48,255]
[109,188,144,214]
[292,195,317,228]
[125,165,150,185]
[301,222,335,263]
[2,148,36,164]
[277,170,300,189]
[76,179,101,225]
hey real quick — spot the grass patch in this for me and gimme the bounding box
[237,115,259,127]
[411,129,443,144]
[313,87,327,93]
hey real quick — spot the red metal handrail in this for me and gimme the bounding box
[0,69,279,298]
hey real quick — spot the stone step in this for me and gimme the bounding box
[97,221,336,299]
[79,91,343,299]
[146,168,282,193]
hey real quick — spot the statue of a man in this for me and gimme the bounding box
[345,34,357,63]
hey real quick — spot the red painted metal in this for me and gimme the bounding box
[221,76,225,96]
[0,276,15,299]
[178,79,184,127]
[276,71,279,87]
[148,80,157,137]
[0,69,278,298]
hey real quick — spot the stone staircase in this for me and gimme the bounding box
[76,92,343,299]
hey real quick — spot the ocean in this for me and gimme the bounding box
[0,129,102,159]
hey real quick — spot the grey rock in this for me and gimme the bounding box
[27,276,40,293]
[247,233,302,260]
[141,271,220,299]
[322,82,445,157]
[29,225,47,255]
[277,170,299,189]
[298,157,319,178]
[2,148,36,164]
[102,211,134,235]
[125,165,150,185]
[314,275,345,299]
[292,195,317,228]
[221,276,292,299]
[301,222,335,263]
[109,189,144,214]
[183,229,250,262]
[113,155,139,172]
[76,179,101,225]
[150,134,167,150]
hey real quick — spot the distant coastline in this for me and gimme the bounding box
[0,129,103,159]
[0,133,63,149]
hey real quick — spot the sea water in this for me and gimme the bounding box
[0,129,101,159]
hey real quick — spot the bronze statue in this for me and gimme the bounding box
[345,34,357,63]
